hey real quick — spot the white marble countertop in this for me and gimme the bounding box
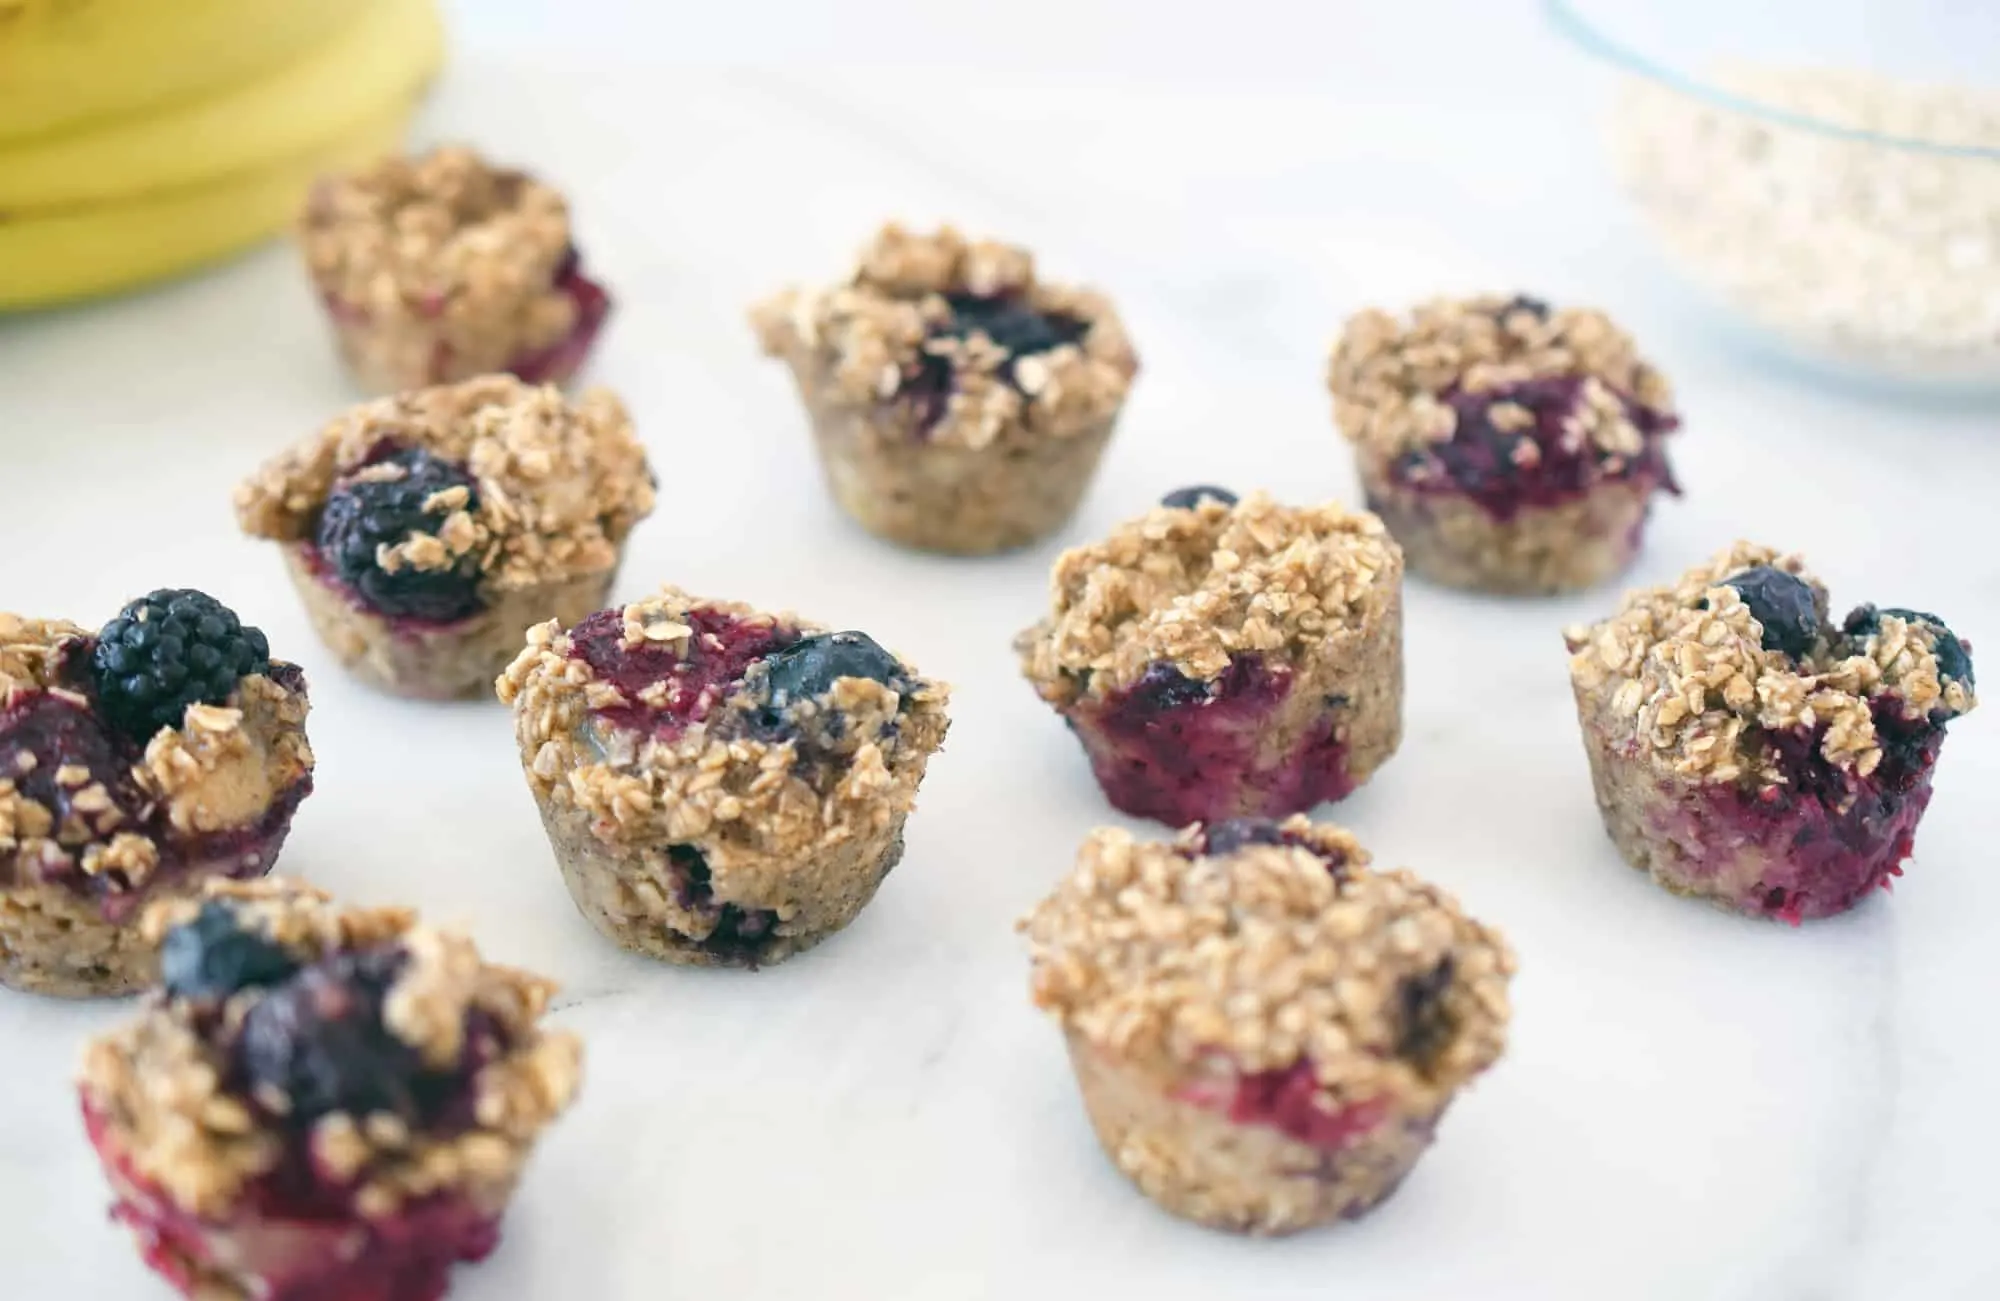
[3,3,1997,1297]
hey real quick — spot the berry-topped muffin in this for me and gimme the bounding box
[752,222,1139,554]
[1023,818,1514,1235]
[236,374,656,700]
[1566,542,1977,921]
[1015,489,1404,827]
[0,593,312,998]
[496,587,950,967]
[1329,294,1680,595]
[302,146,614,394]
[79,878,582,1301]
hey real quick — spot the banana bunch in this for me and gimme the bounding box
[0,0,445,312]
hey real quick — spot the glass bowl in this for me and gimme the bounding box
[1548,0,2000,395]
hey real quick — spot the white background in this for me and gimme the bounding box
[2,2,1997,1297]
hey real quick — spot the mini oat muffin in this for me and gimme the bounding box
[1015,489,1403,827]
[1023,817,1514,1235]
[1566,542,1977,921]
[302,145,613,394]
[752,222,1139,554]
[236,374,656,700]
[79,878,582,1301]
[496,586,950,967]
[1329,294,1680,595]
[0,593,313,998]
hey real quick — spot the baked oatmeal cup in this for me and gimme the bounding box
[1016,489,1403,826]
[1024,817,1514,1235]
[236,374,655,700]
[497,587,950,967]
[1566,542,1977,921]
[302,145,613,394]
[1329,294,1680,595]
[80,878,582,1301]
[1,592,313,998]
[752,222,1139,554]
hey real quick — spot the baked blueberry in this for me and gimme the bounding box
[159,901,301,1000]
[761,631,907,706]
[1126,660,1215,712]
[666,844,781,964]
[92,589,271,741]
[897,294,1088,424]
[1847,605,1974,689]
[239,949,424,1123]
[1201,817,1288,855]
[1160,485,1238,510]
[1395,955,1458,1069]
[1721,565,1819,659]
[1496,294,1550,321]
[314,448,486,623]
[941,292,1087,359]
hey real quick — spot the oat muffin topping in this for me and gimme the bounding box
[235,375,654,596]
[496,586,950,867]
[1329,294,1677,464]
[1566,542,1977,783]
[1024,820,1514,1114]
[79,878,581,1221]
[752,223,1138,451]
[303,146,573,321]
[1016,492,1402,700]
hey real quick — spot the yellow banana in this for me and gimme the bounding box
[0,0,446,212]
[0,0,359,145]
[0,98,417,311]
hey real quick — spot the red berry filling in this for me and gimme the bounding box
[319,244,612,388]
[899,292,1087,434]
[0,663,310,913]
[1674,698,1946,923]
[1389,374,1678,521]
[507,248,612,386]
[1226,1062,1392,1152]
[87,1101,501,1301]
[566,607,797,740]
[1069,656,1355,826]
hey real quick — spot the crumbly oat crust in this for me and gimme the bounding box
[79,877,582,1222]
[496,587,950,963]
[1327,294,1676,462]
[301,146,587,391]
[236,375,653,598]
[1024,821,1514,1117]
[1564,542,1977,784]
[753,222,1137,453]
[1015,492,1402,699]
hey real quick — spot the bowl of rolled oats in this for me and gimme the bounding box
[1551,0,2000,393]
